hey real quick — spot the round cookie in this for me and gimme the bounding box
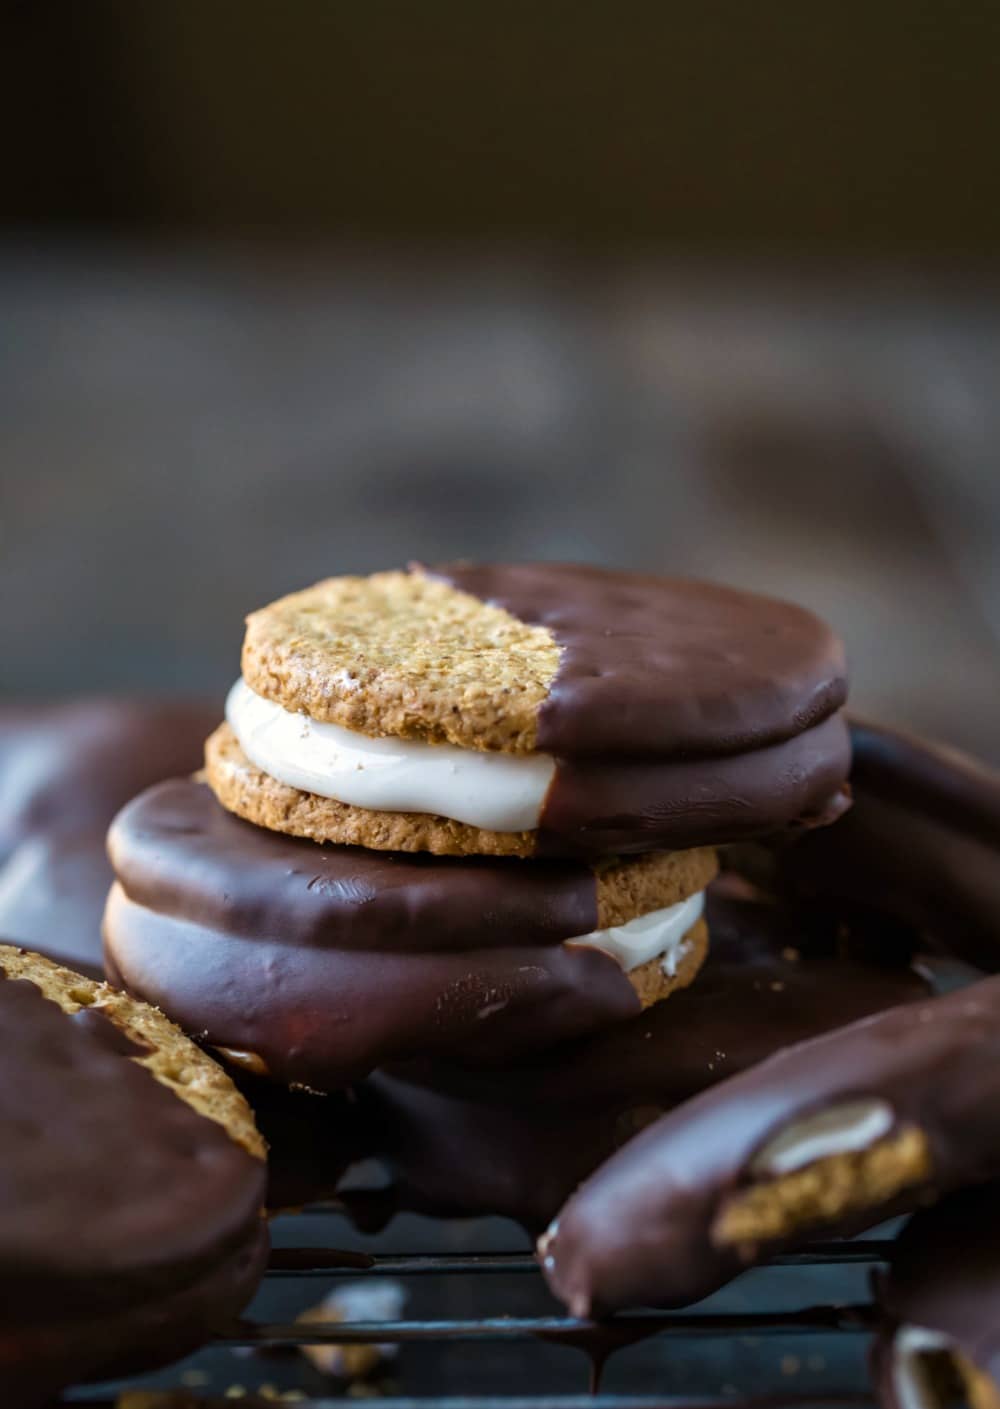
[538,971,1000,1317]
[214,563,851,859]
[0,945,267,1409]
[354,883,936,1232]
[0,698,217,975]
[104,777,717,1090]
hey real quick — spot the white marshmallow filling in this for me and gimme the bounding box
[750,1099,896,1177]
[227,677,555,833]
[226,679,706,974]
[892,1326,957,1409]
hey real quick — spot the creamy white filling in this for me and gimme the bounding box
[892,1326,954,1409]
[227,678,705,972]
[573,890,705,973]
[227,678,555,833]
[750,1099,895,1176]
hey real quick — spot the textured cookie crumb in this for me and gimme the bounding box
[206,721,537,857]
[626,917,709,1008]
[0,944,265,1160]
[242,570,560,753]
[208,725,714,927]
[712,1125,931,1248]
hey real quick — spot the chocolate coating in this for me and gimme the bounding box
[541,973,1000,1316]
[539,712,851,856]
[874,1184,1000,1401]
[429,564,851,855]
[432,563,847,757]
[786,720,1000,970]
[105,779,640,1089]
[357,885,933,1230]
[0,974,266,1407]
[0,698,216,974]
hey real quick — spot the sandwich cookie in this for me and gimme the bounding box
[0,698,217,975]
[356,881,936,1231]
[0,946,267,1409]
[103,777,717,1089]
[539,972,1000,1317]
[208,563,851,859]
[873,1185,1000,1409]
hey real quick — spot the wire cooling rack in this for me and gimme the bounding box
[69,1192,892,1409]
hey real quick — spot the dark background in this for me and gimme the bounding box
[4,4,1000,758]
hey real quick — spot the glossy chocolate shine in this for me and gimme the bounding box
[359,886,933,1230]
[428,564,851,854]
[105,779,640,1088]
[0,699,217,974]
[541,974,1000,1316]
[0,976,265,1321]
[431,563,847,757]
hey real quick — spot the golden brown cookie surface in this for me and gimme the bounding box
[243,569,559,753]
[0,944,265,1159]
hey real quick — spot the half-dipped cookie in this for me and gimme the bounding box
[209,563,851,859]
[0,946,267,1409]
[104,777,717,1089]
[539,972,1000,1317]
[357,881,936,1231]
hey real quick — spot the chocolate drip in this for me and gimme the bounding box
[541,973,1000,1317]
[106,780,639,1089]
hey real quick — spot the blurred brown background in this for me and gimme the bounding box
[3,4,1000,758]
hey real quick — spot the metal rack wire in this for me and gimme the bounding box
[70,1210,891,1408]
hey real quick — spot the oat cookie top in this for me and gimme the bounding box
[243,569,559,753]
[241,563,847,757]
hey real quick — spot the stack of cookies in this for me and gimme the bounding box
[104,562,851,1092]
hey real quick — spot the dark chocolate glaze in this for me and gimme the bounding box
[427,564,852,856]
[873,1184,1000,1402]
[105,779,640,1089]
[0,698,216,974]
[0,974,266,1407]
[356,886,934,1231]
[785,720,1000,971]
[537,712,851,857]
[431,563,847,757]
[541,973,1000,1317]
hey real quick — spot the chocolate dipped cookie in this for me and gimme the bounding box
[210,563,851,860]
[355,881,935,1231]
[0,946,267,1409]
[0,698,217,974]
[104,777,717,1089]
[539,973,1000,1317]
